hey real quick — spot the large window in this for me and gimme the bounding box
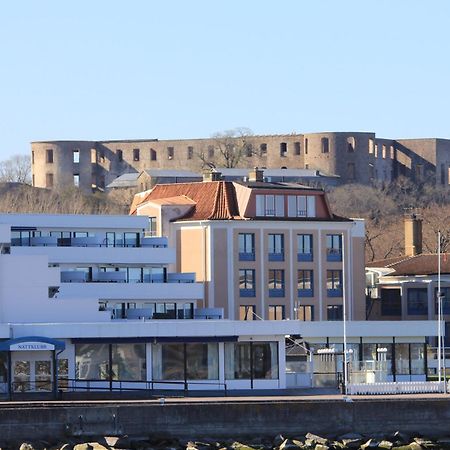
[46,149,53,163]
[152,343,218,380]
[327,305,343,321]
[287,196,316,218]
[239,305,256,320]
[295,305,314,321]
[238,233,255,261]
[76,343,146,381]
[381,288,402,316]
[268,269,285,297]
[225,342,278,380]
[326,234,342,261]
[435,287,450,314]
[407,288,428,315]
[268,233,284,261]
[255,195,284,217]
[297,234,313,261]
[239,269,255,297]
[297,270,313,297]
[268,305,285,320]
[327,270,342,297]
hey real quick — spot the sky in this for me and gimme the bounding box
[1,0,450,160]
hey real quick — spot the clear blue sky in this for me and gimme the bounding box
[1,0,450,160]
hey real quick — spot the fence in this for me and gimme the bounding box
[347,381,445,395]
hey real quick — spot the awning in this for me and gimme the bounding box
[71,336,239,344]
[0,336,65,352]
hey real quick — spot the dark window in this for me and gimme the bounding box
[245,143,253,157]
[435,287,450,314]
[133,148,140,161]
[268,305,285,320]
[407,288,428,315]
[238,233,255,261]
[31,151,35,164]
[116,149,123,162]
[268,233,284,261]
[239,305,255,321]
[321,137,329,153]
[268,269,285,297]
[150,149,157,161]
[326,234,342,261]
[347,137,355,152]
[187,146,194,159]
[167,147,174,160]
[295,305,314,321]
[294,142,301,155]
[327,305,343,321]
[347,163,355,180]
[46,149,53,164]
[297,234,313,261]
[304,138,308,154]
[260,143,267,156]
[280,142,287,157]
[239,269,255,297]
[327,270,342,297]
[381,288,401,316]
[297,270,313,297]
[208,145,214,158]
[46,173,54,188]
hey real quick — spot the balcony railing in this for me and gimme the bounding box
[326,248,342,262]
[61,271,195,284]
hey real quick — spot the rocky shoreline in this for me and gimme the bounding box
[10,432,450,450]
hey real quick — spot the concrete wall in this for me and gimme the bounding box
[1,398,450,443]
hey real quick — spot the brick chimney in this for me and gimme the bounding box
[404,212,422,256]
[248,167,264,182]
[203,169,222,182]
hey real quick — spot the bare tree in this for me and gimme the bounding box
[197,127,257,168]
[0,154,31,184]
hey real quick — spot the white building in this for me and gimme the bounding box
[0,213,439,399]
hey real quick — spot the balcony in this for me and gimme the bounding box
[326,248,342,262]
[109,307,223,321]
[238,252,255,262]
[60,271,195,284]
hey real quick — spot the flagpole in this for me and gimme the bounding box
[438,230,442,387]
[342,232,348,395]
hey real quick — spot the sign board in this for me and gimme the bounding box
[10,342,55,351]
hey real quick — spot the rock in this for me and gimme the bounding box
[280,439,303,450]
[392,444,422,450]
[305,433,328,446]
[392,432,410,446]
[273,436,285,447]
[20,444,35,450]
[231,442,256,450]
[340,439,363,449]
[73,445,93,450]
[314,445,329,450]
[361,440,379,449]
[291,440,305,449]
[378,441,394,450]
[59,444,73,450]
[413,438,438,449]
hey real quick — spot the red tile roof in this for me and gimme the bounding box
[134,181,242,220]
[367,253,450,276]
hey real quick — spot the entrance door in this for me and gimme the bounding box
[12,352,53,393]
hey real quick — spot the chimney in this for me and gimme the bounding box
[202,169,222,182]
[404,211,422,256]
[248,167,264,182]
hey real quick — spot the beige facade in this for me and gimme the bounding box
[31,132,450,192]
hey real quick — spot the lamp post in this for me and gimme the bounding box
[342,232,348,395]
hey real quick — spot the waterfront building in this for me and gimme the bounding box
[31,133,450,193]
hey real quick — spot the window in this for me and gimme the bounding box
[207,145,214,158]
[255,195,284,217]
[407,288,428,315]
[46,173,53,188]
[133,148,140,161]
[46,149,53,163]
[31,151,34,164]
[390,146,395,159]
[268,233,284,261]
[327,270,342,297]
[294,142,301,155]
[116,149,123,162]
[287,195,316,218]
[347,137,355,152]
[295,305,314,321]
[415,164,423,181]
[238,233,255,261]
[98,150,105,163]
[297,270,313,297]
[304,138,308,154]
[187,146,194,159]
[369,139,374,154]
[167,147,174,159]
[321,137,329,153]
[280,142,287,157]
[268,269,285,297]
[326,234,342,261]
[374,144,379,158]
[382,145,387,159]
[327,305,343,321]
[260,143,267,156]
[297,234,313,261]
[150,149,157,161]
[347,163,355,180]
[148,217,157,237]
[239,305,255,320]
[73,174,80,187]
[244,143,252,157]
[239,269,255,297]
[73,149,80,163]
[435,287,450,314]
[268,305,285,320]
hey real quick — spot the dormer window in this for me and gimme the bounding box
[287,195,316,218]
[256,195,284,217]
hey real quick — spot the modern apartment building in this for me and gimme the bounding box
[132,169,367,322]
[31,132,450,192]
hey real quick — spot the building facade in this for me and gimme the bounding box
[31,132,450,192]
[132,170,367,322]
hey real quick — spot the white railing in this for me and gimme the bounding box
[347,381,445,395]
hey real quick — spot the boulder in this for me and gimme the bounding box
[305,433,328,446]
[361,440,379,449]
[378,441,394,449]
[314,445,329,450]
[19,444,35,450]
[273,435,285,447]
